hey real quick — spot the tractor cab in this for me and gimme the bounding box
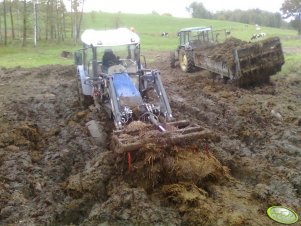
[75,28,143,100]
[177,26,229,50]
[78,28,141,77]
[178,26,216,50]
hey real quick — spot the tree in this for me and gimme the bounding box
[113,13,122,28]
[56,0,67,41]
[0,0,72,46]
[3,0,7,45]
[151,10,159,15]
[58,0,67,40]
[0,2,2,44]
[15,0,22,40]
[187,1,213,19]
[71,0,85,44]
[281,0,301,34]
[22,0,26,46]
[9,0,15,40]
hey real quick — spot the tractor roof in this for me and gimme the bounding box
[81,28,140,47]
[179,26,212,32]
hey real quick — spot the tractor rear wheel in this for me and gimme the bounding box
[179,49,194,73]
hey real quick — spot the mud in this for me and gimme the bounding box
[0,53,301,225]
[200,37,248,65]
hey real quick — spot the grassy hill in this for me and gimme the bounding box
[0,12,299,68]
[82,12,298,50]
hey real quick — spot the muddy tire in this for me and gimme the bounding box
[179,49,194,73]
[77,77,93,108]
[170,51,176,68]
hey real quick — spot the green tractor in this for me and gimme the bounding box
[171,26,284,86]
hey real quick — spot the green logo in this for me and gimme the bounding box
[267,206,299,224]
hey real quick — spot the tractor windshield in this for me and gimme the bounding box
[190,29,227,44]
[98,44,139,63]
[190,29,212,42]
[84,43,141,76]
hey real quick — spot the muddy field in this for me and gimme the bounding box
[0,53,300,225]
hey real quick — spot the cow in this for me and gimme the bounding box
[260,32,266,37]
[161,32,169,37]
[251,33,265,40]
[251,34,258,40]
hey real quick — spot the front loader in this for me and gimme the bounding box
[74,28,211,154]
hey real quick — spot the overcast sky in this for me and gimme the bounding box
[82,0,285,17]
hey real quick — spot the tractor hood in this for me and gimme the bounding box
[112,72,143,108]
[81,28,140,47]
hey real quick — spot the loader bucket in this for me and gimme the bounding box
[111,120,218,154]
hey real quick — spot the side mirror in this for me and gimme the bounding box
[74,51,83,65]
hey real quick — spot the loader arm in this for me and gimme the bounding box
[107,75,123,130]
[139,69,174,122]
[110,68,214,154]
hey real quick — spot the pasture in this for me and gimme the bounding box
[0,11,300,71]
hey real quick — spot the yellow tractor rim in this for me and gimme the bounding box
[180,53,187,71]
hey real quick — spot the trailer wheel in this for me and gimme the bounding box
[170,51,176,68]
[179,49,194,73]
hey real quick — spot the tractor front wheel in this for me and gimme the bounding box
[179,49,194,73]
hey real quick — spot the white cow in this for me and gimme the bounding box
[250,32,266,40]
[161,32,169,37]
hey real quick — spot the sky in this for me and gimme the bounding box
[82,0,285,18]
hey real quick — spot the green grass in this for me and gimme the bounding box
[0,42,77,68]
[82,12,299,50]
[280,53,301,76]
[0,11,300,68]
[280,38,301,47]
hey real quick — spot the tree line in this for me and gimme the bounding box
[187,1,301,33]
[281,0,301,34]
[0,0,85,47]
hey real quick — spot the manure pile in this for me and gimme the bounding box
[114,121,228,191]
[206,37,248,66]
